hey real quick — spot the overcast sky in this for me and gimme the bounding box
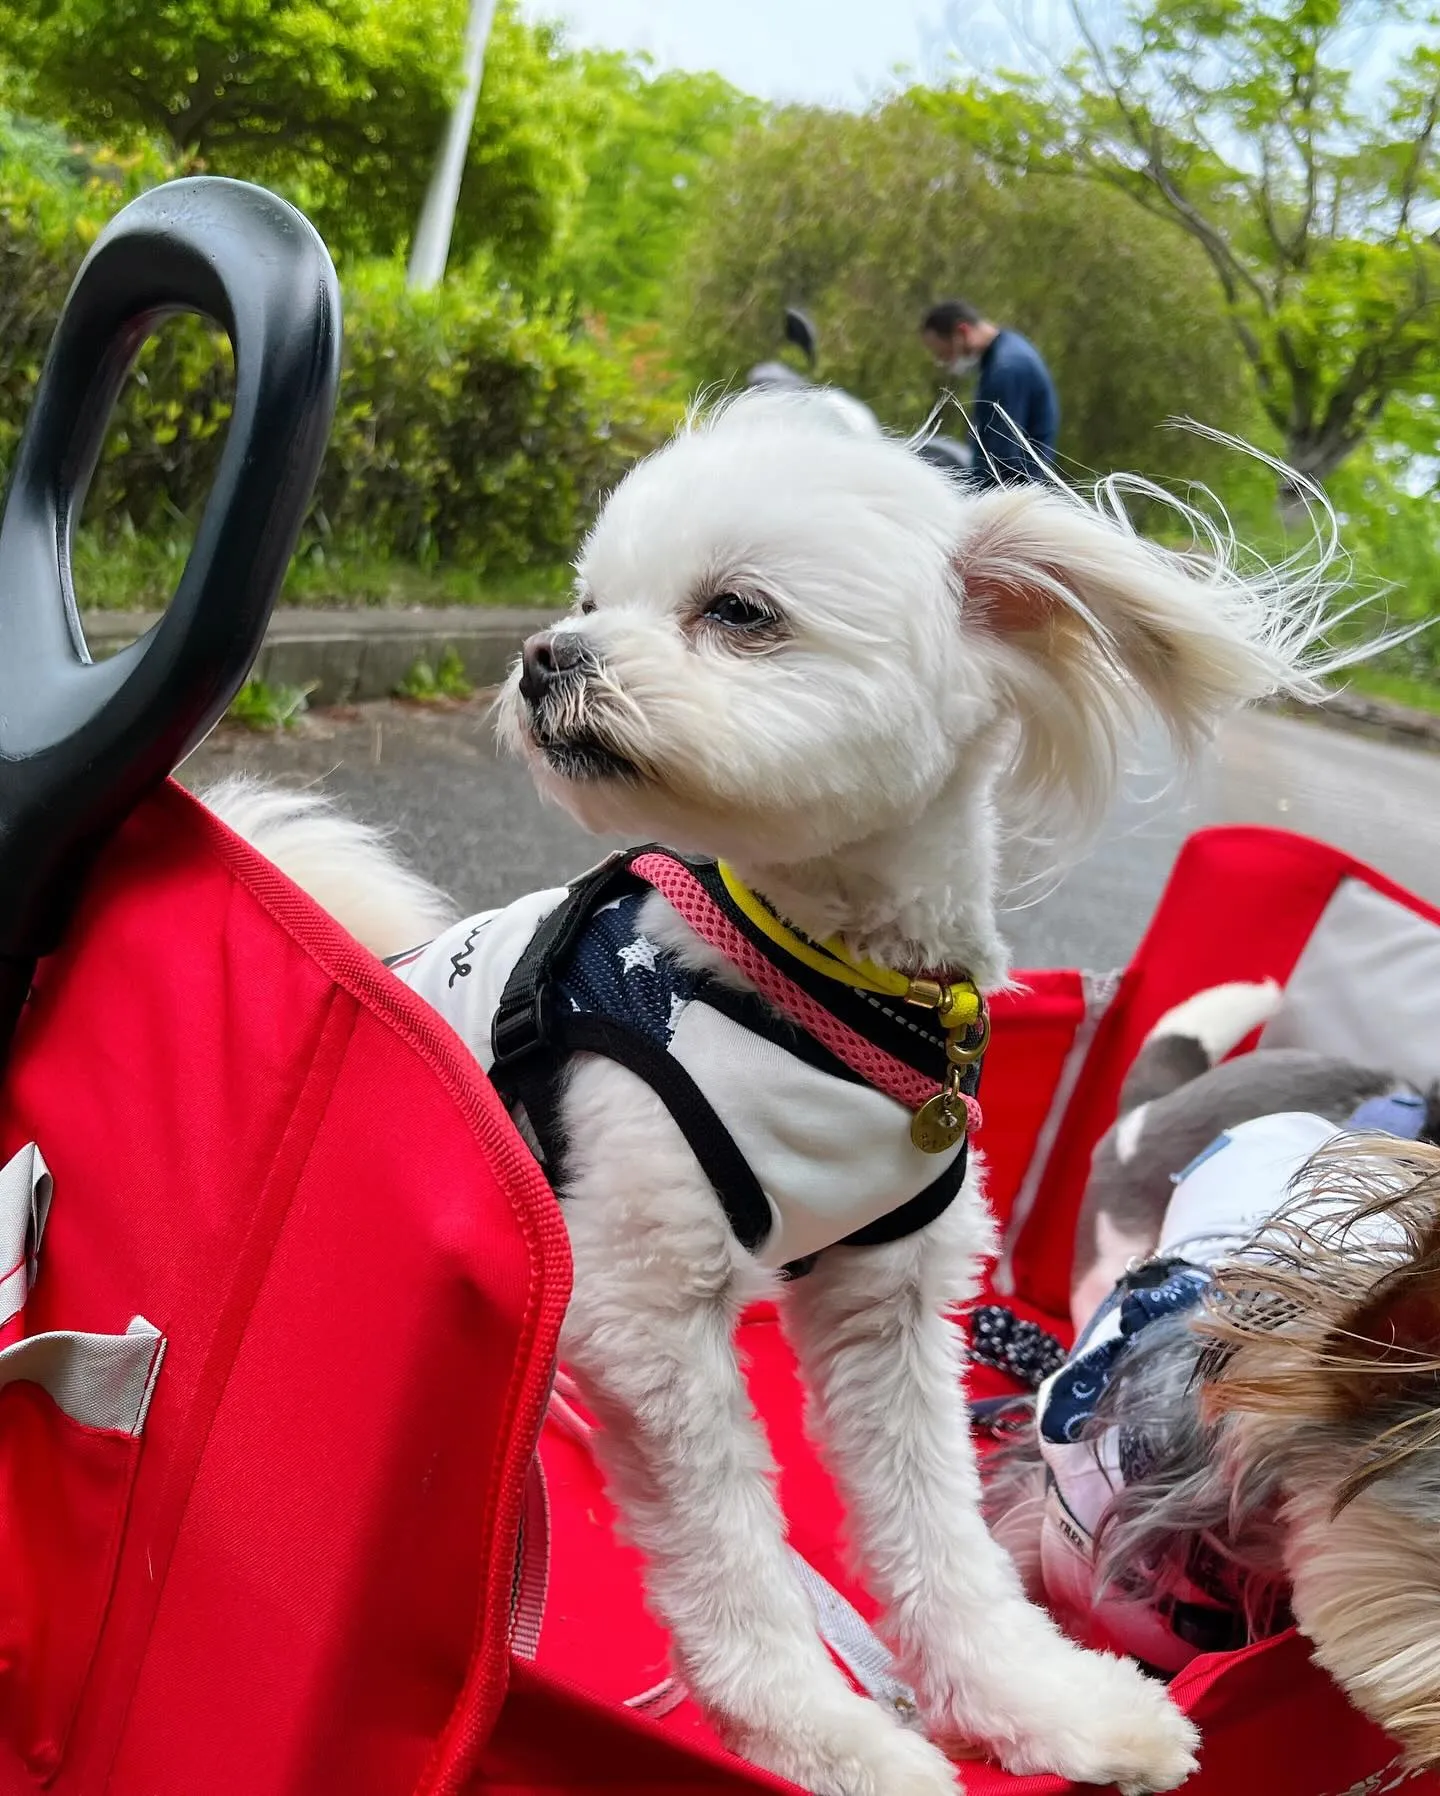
[521,1,1411,112]
[520,0,1089,107]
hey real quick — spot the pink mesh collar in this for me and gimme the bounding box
[630,852,982,1135]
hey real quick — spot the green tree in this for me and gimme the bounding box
[0,0,580,273]
[444,9,590,284]
[552,52,761,327]
[941,0,1440,489]
[676,95,1260,486]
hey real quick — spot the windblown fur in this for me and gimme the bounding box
[202,774,455,960]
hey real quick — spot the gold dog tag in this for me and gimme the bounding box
[910,1094,967,1155]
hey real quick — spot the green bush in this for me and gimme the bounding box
[0,140,679,584]
[315,256,673,568]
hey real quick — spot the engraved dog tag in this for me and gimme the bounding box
[910,1094,967,1155]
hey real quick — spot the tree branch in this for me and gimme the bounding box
[1397,78,1440,236]
[1064,0,1274,316]
[1314,256,1438,449]
[1255,137,1296,276]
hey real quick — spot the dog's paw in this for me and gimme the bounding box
[734,1698,963,1796]
[929,1646,1198,1793]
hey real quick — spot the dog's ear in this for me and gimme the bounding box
[950,483,1328,842]
[1326,1249,1440,1413]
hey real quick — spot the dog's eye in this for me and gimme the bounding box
[704,592,772,630]
[577,593,598,616]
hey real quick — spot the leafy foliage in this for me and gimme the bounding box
[315,256,675,566]
[395,644,474,700]
[227,677,314,730]
[552,52,762,326]
[441,8,591,284]
[941,0,1440,483]
[0,136,679,590]
[676,95,1261,485]
[0,0,586,273]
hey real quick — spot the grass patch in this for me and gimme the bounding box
[70,529,574,612]
[394,645,475,702]
[227,677,314,731]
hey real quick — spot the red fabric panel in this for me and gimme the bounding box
[980,973,1088,1236]
[481,1658,802,1792]
[0,782,571,1796]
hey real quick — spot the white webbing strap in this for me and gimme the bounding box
[0,1142,52,1331]
[788,1548,920,1723]
[0,1144,166,1434]
[0,1315,165,1434]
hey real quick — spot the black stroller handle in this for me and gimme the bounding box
[0,176,342,1064]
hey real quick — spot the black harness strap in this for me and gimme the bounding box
[486,848,773,1257]
[489,848,644,1068]
[485,846,981,1275]
[543,1016,773,1255]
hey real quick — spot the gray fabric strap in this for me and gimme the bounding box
[789,1549,920,1724]
[0,1143,52,1330]
[0,1315,165,1435]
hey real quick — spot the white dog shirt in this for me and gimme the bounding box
[387,849,977,1272]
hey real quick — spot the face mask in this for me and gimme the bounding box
[945,353,980,377]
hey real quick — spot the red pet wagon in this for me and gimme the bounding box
[0,176,1433,1796]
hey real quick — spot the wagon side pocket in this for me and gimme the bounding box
[0,1143,165,1780]
[0,1318,165,1781]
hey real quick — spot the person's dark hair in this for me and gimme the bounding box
[921,299,982,337]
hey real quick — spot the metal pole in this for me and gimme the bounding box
[407,0,500,292]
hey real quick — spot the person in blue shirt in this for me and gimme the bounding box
[920,300,1059,485]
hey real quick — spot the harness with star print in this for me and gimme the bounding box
[390,847,982,1278]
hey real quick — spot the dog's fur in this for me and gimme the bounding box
[206,391,1348,1795]
[989,1135,1440,1773]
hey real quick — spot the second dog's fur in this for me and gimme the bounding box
[207,392,1347,1794]
[988,1132,1440,1773]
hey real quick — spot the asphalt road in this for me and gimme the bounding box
[180,700,1440,975]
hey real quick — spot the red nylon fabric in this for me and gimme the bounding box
[0,782,571,1796]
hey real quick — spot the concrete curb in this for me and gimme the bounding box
[1270,688,1440,752]
[83,606,1440,752]
[82,605,555,706]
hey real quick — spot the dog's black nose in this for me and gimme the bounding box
[519,630,584,704]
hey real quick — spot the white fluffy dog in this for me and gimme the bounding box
[209,391,1341,1795]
